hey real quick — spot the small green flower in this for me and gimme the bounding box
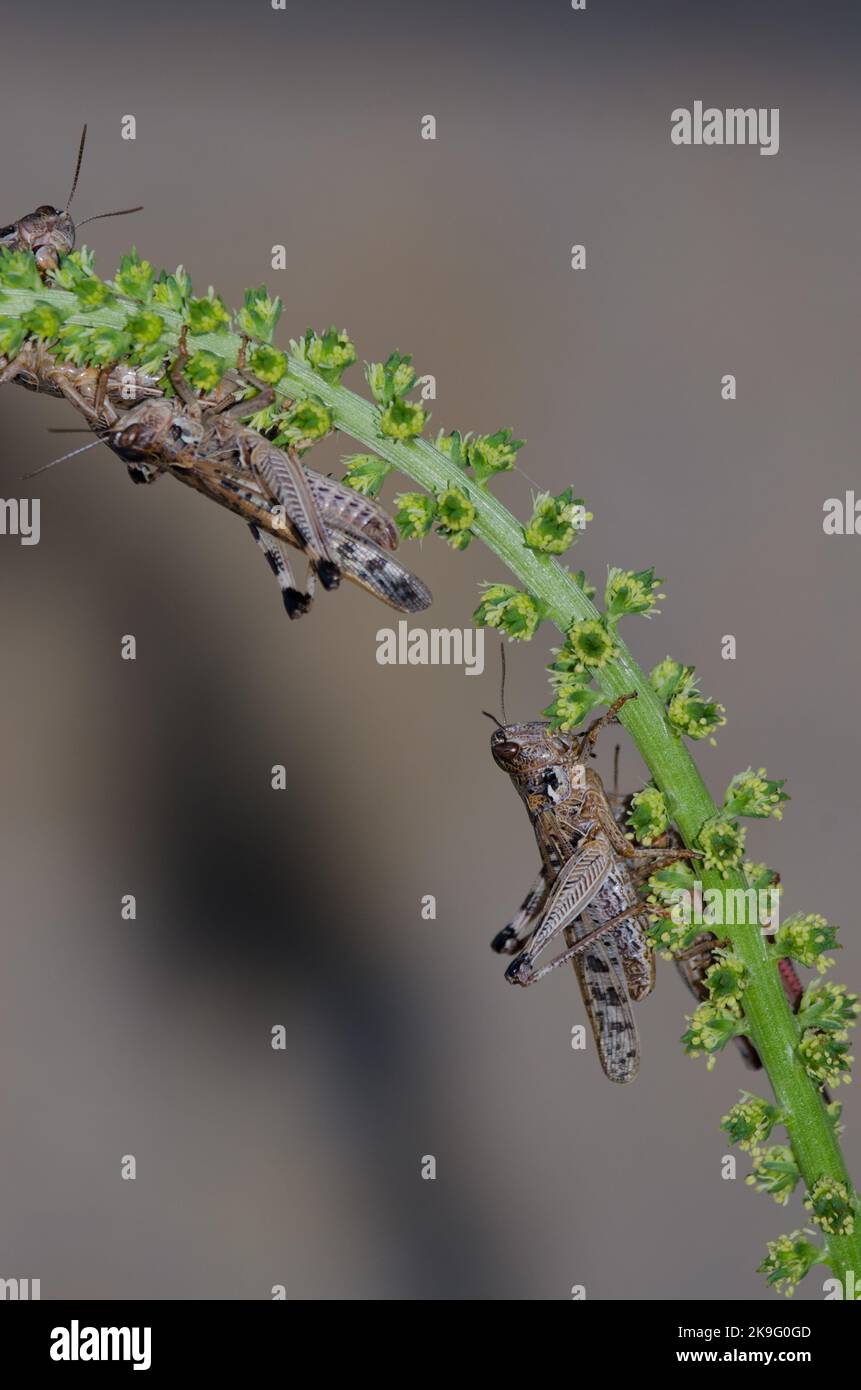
[627,786,669,846]
[744,861,781,894]
[185,350,227,394]
[124,310,166,354]
[649,657,690,703]
[798,1029,853,1089]
[547,641,589,687]
[705,951,747,1014]
[436,487,475,533]
[543,683,604,733]
[604,566,665,622]
[772,913,839,973]
[237,286,283,343]
[746,1145,801,1206]
[798,981,860,1034]
[248,344,288,385]
[682,1002,746,1068]
[185,293,231,334]
[49,245,97,289]
[721,1093,782,1151]
[434,428,471,471]
[379,397,427,441]
[366,351,416,404]
[667,686,726,742]
[304,326,357,384]
[435,487,476,550]
[473,584,545,641]
[758,1231,822,1296]
[524,488,590,554]
[70,325,131,366]
[566,618,616,670]
[342,454,393,498]
[0,247,42,291]
[274,398,332,446]
[698,817,746,878]
[723,767,789,821]
[0,317,27,357]
[394,492,437,539]
[113,249,155,303]
[466,427,525,483]
[804,1177,857,1236]
[152,265,193,313]
[72,274,115,311]
[21,301,68,340]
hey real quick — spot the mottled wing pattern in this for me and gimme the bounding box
[304,471,398,551]
[566,913,640,1084]
[325,528,432,612]
[527,836,611,961]
[593,865,656,1003]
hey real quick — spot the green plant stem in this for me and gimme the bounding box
[5,280,860,1284]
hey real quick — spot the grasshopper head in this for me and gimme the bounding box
[106,400,202,465]
[490,721,587,804]
[10,207,76,275]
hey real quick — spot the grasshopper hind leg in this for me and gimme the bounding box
[248,522,315,619]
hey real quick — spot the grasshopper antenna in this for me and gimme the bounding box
[76,205,144,230]
[22,438,100,479]
[500,641,508,725]
[482,642,509,727]
[65,125,88,211]
[66,124,144,229]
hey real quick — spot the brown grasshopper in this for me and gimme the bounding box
[18,328,431,617]
[0,124,142,278]
[489,692,696,1083]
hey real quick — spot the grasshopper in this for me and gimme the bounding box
[489,692,696,1083]
[15,327,431,617]
[0,124,142,278]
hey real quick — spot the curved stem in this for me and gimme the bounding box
[3,278,859,1285]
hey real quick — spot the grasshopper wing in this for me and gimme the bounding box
[325,527,432,613]
[566,916,640,1084]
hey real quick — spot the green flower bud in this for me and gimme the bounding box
[804,1177,857,1236]
[772,913,839,973]
[721,1093,782,1150]
[627,786,669,846]
[394,492,436,539]
[21,301,67,340]
[113,249,155,303]
[682,1001,746,1068]
[237,286,283,343]
[274,398,332,446]
[798,981,860,1034]
[185,293,231,334]
[605,566,665,622]
[0,317,27,357]
[705,951,747,1014]
[566,618,616,670]
[798,1029,853,1089]
[473,584,544,641]
[524,488,590,554]
[466,427,525,483]
[379,397,427,440]
[0,248,42,290]
[724,767,789,821]
[758,1231,822,1297]
[650,657,690,703]
[667,686,726,742]
[542,683,604,733]
[152,266,193,313]
[185,350,227,394]
[248,344,288,384]
[342,454,393,498]
[746,1145,801,1206]
[698,817,746,878]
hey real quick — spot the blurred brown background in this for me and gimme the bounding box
[1,0,859,1299]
